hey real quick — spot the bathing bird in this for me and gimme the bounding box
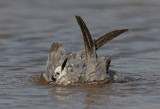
[41,16,128,85]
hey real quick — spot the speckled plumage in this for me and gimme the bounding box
[41,16,128,85]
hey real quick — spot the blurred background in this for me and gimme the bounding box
[0,0,160,109]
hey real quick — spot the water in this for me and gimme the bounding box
[0,0,160,109]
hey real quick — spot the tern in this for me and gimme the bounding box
[41,16,128,85]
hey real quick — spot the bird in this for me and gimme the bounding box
[40,16,128,85]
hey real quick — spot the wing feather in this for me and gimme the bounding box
[75,16,96,60]
[44,42,66,81]
[95,29,128,50]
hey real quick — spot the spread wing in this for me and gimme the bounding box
[75,16,128,59]
[75,16,97,60]
[75,16,128,83]
[95,29,128,50]
[43,43,66,81]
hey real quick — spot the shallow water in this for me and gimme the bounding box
[0,0,160,109]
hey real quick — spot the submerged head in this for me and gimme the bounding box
[51,56,83,85]
[51,57,69,82]
[52,66,67,81]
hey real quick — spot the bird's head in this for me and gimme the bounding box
[51,57,72,85]
[52,66,67,81]
[52,57,68,80]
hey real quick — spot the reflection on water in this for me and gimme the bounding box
[0,0,160,109]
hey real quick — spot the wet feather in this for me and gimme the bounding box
[42,16,128,85]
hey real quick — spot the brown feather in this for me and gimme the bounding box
[75,16,96,59]
[50,42,63,52]
[95,29,128,50]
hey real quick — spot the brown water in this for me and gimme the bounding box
[0,0,160,109]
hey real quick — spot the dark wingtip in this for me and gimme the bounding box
[122,29,129,32]
[75,15,79,18]
[75,15,96,59]
[95,29,129,50]
[75,15,81,23]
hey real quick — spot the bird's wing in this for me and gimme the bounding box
[95,29,128,50]
[75,16,97,60]
[80,57,109,82]
[44,42,66,81]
